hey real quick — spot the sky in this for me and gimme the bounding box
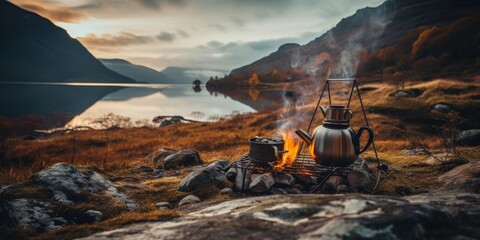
[10,0,385,72]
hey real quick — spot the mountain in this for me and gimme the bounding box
[161,67,228,84]
[209,0,480,87]
[100,59,171,84]
[0,1,133,83]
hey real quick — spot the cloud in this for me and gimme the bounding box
[207,41,223,48]
[75,0,187,12]
[125,31,319,71]
[156,32,176,42]
[208,23,227,32]
[78,32,155,47]
[135,0,187,9]
[177,30,189,38]
[231,17,246,27]
[247,38,299,51]
[17,3,88,23]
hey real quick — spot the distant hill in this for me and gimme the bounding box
[0,1,133,83]
[210,0,480,87]
[100,59,171,84]
[161,67,228,84]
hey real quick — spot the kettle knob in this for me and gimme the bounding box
[344,110,353,120]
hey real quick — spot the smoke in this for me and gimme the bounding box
[329,7,391,78]
[277,3,394,138]
[290,3,393,79]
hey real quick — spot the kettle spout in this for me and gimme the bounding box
[319,106,327,117]
[295,129,313,145]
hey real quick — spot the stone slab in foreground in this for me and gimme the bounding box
[79,193,480,240]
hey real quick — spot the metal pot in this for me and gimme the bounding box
[249,137,288,167]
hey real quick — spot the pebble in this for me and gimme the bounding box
[155,202,170,209]
[178,195,201,206]
[220,188,234,194]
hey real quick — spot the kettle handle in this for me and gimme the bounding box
[354,127,374,155]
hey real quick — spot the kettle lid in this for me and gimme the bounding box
[322,105,352,125]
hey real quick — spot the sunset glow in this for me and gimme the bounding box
[10,0,384,71]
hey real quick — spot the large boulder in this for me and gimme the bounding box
[82,193,480,240]
[3,198,62,231]
[178,160,229,192]
[437,161,480,193]
[144,148,177,168]
[456,129,480,146]
[33,163,137,209]
[0,163,136,235]
[163,149,203,170]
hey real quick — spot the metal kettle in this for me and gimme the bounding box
[295,105,374,167]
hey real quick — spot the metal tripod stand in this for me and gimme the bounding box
[300,78,386,193]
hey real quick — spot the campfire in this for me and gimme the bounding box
[228,79,384,194]
[273,131,301,171]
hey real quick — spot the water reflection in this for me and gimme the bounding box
[0,81,299,130]
[68,85,255,127]
[0,83,120,118]
[192,85,202,93]
[207,87,291,111]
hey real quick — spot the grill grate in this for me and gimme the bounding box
[230,154,381,193]
[231,154,351,176]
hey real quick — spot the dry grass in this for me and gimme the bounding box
[0,78,479,239]
[1,78,479,185]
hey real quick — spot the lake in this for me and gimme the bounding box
[0,82,256,129]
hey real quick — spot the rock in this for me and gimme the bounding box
[153,116,190,127]
[178,195,200,206]
[437,161,480,193]
[323,176,346,193]
[83,193,480,240]
[178,160,229,192]
[225,167,237,182]
[85,210,103,222]
[348,158,370,192]
[155,202,171,210]
[144,148,177,168]
[456,129,480,146]
[294,175,317,186]
[274,173,295,186]
[284,188,304,194]
[133,166,153,173]
[293,184,305,191]
[163,148,203,170]
[5,198,60,231]
[249,173,275,193]
[337,185,348,193]
[389,89,422,98]
[425,153,458,165]
[433,103,453,113]
[270,187,302,194]
[401,148,427,156]
[234,168,252,192]
[33,163,137,209]
[270,188,288,195]
[152,169,165,178]
[220,188,234,194]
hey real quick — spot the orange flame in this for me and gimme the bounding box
[274,131,301,171]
